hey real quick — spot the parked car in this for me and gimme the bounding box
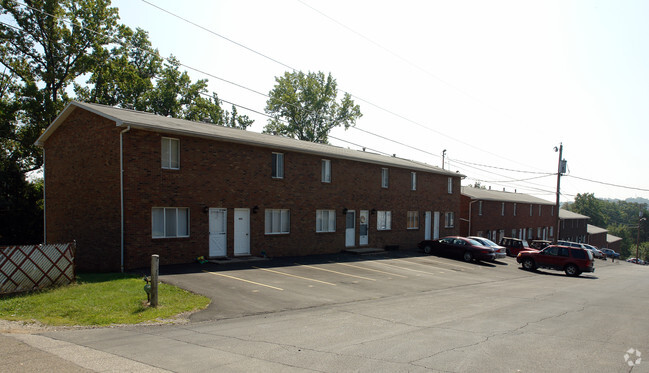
[419,236,496,262]
[558,240,605,259]
[627,258,646,265]
[600,248,620,259]
[530,240,551,250]
[468,236,507,260]
[499,237,536,257]
[517,245,595,276]
[582,243,606,260]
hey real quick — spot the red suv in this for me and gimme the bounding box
[516,245,594,276]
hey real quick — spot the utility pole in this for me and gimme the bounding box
[554,143,564,244]
[637,212,646,264]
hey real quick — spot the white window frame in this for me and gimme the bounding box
[513,203,517,216]
[501,202,505,216]
[411,172,417,191]
[381,168,389,188]
[447,177,453,194]
[539,204,542,216]
[265,209,290,234]
[407,211,419,229]
[478,201,483,216]
[321,159,331,183]
[530,204,533,217]
[152,207,189,238]
[161,137,180,170]
[445,212,455,228]
[272,152,284,179]
[316,209,336,232]
[377,211,392,230]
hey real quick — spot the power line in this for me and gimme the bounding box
[566,175,649,192]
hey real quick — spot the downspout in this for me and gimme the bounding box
[42,149,46,244]
[467,200,478,236]
[120,125,131,273]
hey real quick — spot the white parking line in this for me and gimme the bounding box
[252,266,337,286]
[295,263,377,281]
[203,270,284,291]
[332,261,408,278]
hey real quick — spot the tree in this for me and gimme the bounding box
[264,71,361,143]
[566,193,607,227]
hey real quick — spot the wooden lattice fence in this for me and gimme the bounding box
[0,242,76,295]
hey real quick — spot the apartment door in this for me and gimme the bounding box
[424,211,432,240]
[208,208,227,257]
[359,210,369,245]
[345,210,356,247]
[234,208,250,256]
[433,211,440,239]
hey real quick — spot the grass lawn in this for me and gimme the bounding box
[0,273,210,326]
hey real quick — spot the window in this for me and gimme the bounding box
[530,204,533,216]
[161,137,180,169]
[316,210,336,232]
[447,177,453,194]
[407,211,419,229]
[551,206,554,216]
[321,159,331,183]
[265,209,290,234]
[539,204,542,216]
[445,212,455,228]
[272,153,284,178]
[152,207,189,238]
[377,211,391,230]
[478,201,483,216]
[501,202,505,216]
[381,168,389,188]
[513,203,517,216]
[411,172,417,191]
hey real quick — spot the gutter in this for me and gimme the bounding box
[120,124,131,272]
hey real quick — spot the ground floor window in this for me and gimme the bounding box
[265,209,290,234]
[445,212,454,228]
[316,209,336,232]
[152,207,189,238]
[377,211,391,230]
[407,211,419,229]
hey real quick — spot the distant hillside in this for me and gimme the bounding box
[626,197,649,206]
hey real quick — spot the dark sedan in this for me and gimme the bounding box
[418,236,496,262]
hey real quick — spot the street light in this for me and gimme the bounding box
[636,214,646,264]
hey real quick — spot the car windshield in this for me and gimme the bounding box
[467,238,483,246]
[522,240,529,247]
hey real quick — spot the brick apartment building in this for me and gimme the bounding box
[587,224,608,248]
[460,186,556,243]
[558,209,589,243]
[36,101,463,271]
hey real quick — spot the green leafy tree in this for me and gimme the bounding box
[566,193,607,227]
[264,71,362,143]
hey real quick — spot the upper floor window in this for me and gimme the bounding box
[381,168,389,188]
[272,152,284,179]
[411,172,417,191]
[407,211,419,229]
[513,203,517,216]
[478,201,483,216]
[530,204,533,216]
[447,177,453,194]
[321,159,331,183]
[152,207,189,238]
[539,204,542,216]
[161,137,180,169]
[501,202,505,216]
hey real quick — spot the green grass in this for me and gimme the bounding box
[0,273,210,326]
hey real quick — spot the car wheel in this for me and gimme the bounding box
[423,245,432,254]
[463,251,473,262]
[522,258,535,270]
[565,264,580,276]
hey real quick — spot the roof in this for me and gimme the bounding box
[36,101,462,177]
[559,209,590,220]
[461,186,554,205]
[587,224,608,235]
[607,234,622,243]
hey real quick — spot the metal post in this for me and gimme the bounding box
[151,254,159,307]
[554,143,563,244]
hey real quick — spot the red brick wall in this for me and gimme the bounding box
[461,195,556,242]
[588,232,607,248]
[120,128,461,269]
[559,218,588,242]
[43,109,122,272]
[44,109,462,271]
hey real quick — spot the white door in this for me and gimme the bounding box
[359,210,369,245]
[433,211,440,239]
[345,210,356,247]
[209,208,227,257]
[234,208,250,256]
[425,211,432,240]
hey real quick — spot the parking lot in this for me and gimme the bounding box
[160,248,602,322]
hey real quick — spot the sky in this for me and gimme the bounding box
[110,0,649,204]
